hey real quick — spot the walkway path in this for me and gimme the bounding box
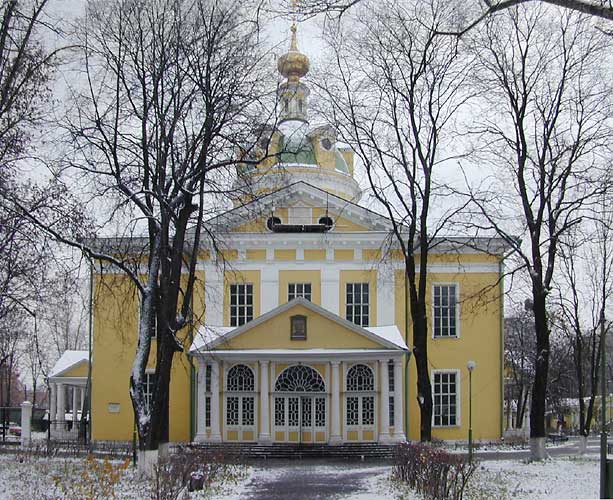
[238,460,391,500]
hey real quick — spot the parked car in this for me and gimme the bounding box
[8,425,21,437]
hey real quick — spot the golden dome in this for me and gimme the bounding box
[277,24,310,83]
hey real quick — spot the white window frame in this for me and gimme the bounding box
[345,282,370,327]
[432,283,460,339]
[343,362,377,440]
[144,370,156,411]
[288,282,312,301]
[229,283,254,327]
[223,363,258,441]
[431,369,461,428]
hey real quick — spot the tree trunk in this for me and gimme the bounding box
[412,299,432,442]
[530,291,550,460]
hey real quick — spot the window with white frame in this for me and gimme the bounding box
[230,283,253,327]
[433,284,458,337]
[204,365,211,428]
[226,364,255,427]
[288,283,311,301]
[433,371,458,427]
[144,372,156,411]
[346,283,369,326]
[346,364,375,427]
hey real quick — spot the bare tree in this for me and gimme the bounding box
[552,206,613,449]
[9,0,272,459]
[288,0,613,30]
[317,0,472,441]
[465,5,612,458]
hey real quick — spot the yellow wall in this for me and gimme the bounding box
[339,270,377,327]
[278,270,321,305]
[215,303,382,351]
[91,271,201,443]
[394,267,503,441]
[61,362,89,378]
[223,270,261,326]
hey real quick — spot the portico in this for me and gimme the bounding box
[48,351,88,438]
[190,298,408,445]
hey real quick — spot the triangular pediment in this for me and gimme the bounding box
[190,298,407,353]
[204,182,392,234]
[49,351,89,379]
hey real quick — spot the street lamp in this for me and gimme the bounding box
[467,360,476,462]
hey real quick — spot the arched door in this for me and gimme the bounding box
[273,365,327,443]
[224,364,256,441]
[345,364,376,441]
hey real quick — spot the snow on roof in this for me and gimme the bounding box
[189,326,234,353]
[365,326,408,350]
[49,350,89,378]
[189,323,408,354]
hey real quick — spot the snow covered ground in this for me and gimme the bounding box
[0,453,600,499]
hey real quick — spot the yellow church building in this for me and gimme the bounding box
[48,24,508,447]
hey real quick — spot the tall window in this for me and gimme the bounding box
[230,283,253,327]
[204,365,211,428]
[346,364,375,427]
[433,284,458,337]
[226,364,255,428]
[433,371,458,427]
[388,361,395,427]
[288,283,311,301]
[144,372,156,411]
[346,283,369,326]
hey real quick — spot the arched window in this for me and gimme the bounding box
[225,364,255,433]
[227,364,254,392]
[346,364,375,430]
[275,365,325,392]
[346,364,374,392]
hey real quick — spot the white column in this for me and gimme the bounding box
[321,268,339,316]
[72,387,79,425]
[205,266,224,326]
[259,360,271,443]
[210,360,222,442]
[329,361,342,444]
[393,358,405,442]
[261,275,279,314]
[20,401,32,448]
[377,269,395,326]
[56,383,65,424]
[195,361,207,441]
[49,383,57,430]
[379,360,391,442]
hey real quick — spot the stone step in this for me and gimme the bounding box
[181,442,400,460]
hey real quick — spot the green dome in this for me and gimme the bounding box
[335,150,349,174]
[277,132,317,165]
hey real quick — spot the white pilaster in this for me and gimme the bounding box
[205,266,224,326]
[261,273,279,315]
[72,387,79,424]
[393,358,405,442]
[56,383,65,423]
[377,269,394,326]
[49,384,57,428]
[379,360,391,442]
[321,268,339,316]
[195,361,207,441]
[329,361,341,444]
[259,360,271,443]
[210,360,222,442]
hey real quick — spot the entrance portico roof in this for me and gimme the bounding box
[189,297,409,354]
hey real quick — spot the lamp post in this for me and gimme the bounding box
[467,360,476,462]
